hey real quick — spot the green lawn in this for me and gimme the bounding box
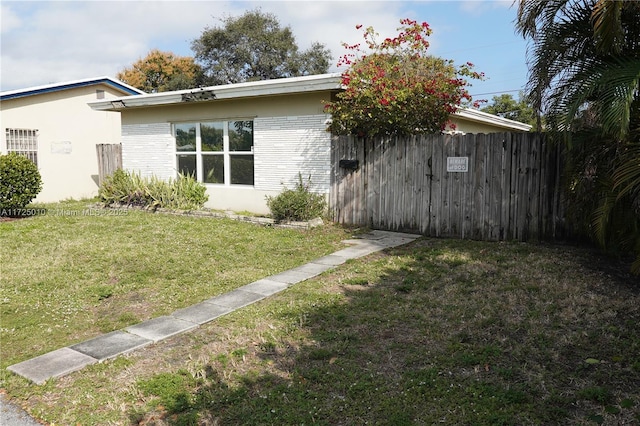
[1,201,639,425]
[0,200,350,370]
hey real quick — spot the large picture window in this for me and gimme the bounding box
[5,128,38,166]
[175,120,253,186]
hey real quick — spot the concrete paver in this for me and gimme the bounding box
[266,269,318,284]
[171,301,233,325]
[70,331,152,361]
[239,279,289,296]
[126,316,198,343]
[6,231,421,385]
[7,348,97,385]
[312,254,349,266]
[205,289,265,309]
[290,262,335,276]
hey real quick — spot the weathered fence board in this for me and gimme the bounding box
[330,133,564,242]
[96,143,122,186]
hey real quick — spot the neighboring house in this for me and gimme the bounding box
[89,73,531,214]
[0,77,144,202]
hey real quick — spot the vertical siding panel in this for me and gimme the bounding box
[528,132,541,241]
[423,135,435,235]
[449,134,462,238]
[516,132,530,240]
[500,133,512,240]
[471,133,486,240]
[415,136,427,233]
[404,137,415,229]
[381,138,390,229]
[393,137,401,230]
[430,135,443,237]
[507,133,519,240]
[461,134,474,239]
[539,133,551,238]
[371,137,381,228]
[329,135,338,223]
[483,134,494,240]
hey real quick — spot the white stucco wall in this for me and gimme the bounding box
[1,85,128,202]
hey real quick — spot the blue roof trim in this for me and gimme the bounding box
[0,78,142,101]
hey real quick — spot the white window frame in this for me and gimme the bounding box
[174,120,253,186]
[5,128,39,166]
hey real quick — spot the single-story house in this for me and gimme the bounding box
[89,73,531,214]
[0,77,144,202]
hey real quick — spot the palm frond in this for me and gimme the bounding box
[549,57,640,139]
[591,0,624,54]
[612,143,640,200]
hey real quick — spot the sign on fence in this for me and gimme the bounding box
[446,157,468,172]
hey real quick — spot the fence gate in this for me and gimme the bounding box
[330,133,564,242]
[96,144,122,186]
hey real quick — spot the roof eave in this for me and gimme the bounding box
[89,73,343,112]
[0,77,144,101]
[454,107,533,132]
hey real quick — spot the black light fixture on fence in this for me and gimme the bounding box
[339,159,359,170]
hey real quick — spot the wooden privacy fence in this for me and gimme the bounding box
[330,133,565,242]
[96,143,122,186]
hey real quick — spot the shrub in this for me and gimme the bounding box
[98,169,208,210]
[266,174,327,222]
[0,153,43,213]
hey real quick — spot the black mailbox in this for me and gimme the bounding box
[339,159,359,170]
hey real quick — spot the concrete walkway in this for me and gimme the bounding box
[7,230,420,385]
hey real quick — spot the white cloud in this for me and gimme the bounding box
[0,3,22,34]
[0,0,525,95]
[1,1,414,90]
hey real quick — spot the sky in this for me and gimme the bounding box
[0,0,531,103]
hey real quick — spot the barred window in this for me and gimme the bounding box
[5,129,38,166]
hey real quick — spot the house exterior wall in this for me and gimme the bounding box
[448,116,516,134]
[119,92,331,214]
[0,84,127,202]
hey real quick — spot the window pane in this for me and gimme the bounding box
[177,154,196,177]
[229,121,253,152]
[201,122,223,152]
[203,155,224,184]
[176,123,196,152]
[6,128,38,166]
[230,155,254,185]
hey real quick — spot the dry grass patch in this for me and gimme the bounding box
[2,221,639,425]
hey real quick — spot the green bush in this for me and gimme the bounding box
[0,153,43,213]
[98,169,208,210]
[266,174,327,222]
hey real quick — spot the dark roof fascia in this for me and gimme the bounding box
[0,78,143,101]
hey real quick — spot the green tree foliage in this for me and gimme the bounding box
[117,49,204,93]
[191,9,332,85]
[0,153,43,213]
[325,19,484,138]
[481,93,538,129]
[516,0,640,273]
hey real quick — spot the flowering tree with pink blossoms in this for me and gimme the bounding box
[325,19,485,137]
